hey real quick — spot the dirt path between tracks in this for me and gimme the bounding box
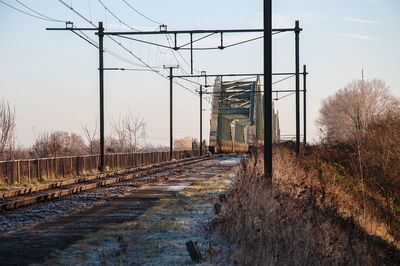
[0,157,241,265]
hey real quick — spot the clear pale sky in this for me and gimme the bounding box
[0,0,399,147]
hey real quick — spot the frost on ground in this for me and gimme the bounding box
[0,169,189,233]
[39,158,240,266]
[215,157,242,166]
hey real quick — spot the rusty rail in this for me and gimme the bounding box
[0,150,200,185]
[0,156,210,212]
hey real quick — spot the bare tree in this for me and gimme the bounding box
[0,99,16,159]
[112,112,145,153]
[31,131,86,158]
[81,121,98,154]
[317,79,398,143]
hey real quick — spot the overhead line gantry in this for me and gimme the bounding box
[47,0,306,179]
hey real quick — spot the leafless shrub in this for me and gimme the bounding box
[81,121,99,154]
[31,131,86,158]
[112,112,145,153]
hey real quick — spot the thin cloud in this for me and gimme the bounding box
[337,33,379,41]
[340,17,381,25]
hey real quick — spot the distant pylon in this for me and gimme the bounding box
[362,68,364,80]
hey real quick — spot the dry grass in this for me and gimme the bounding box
[214,148,400,266]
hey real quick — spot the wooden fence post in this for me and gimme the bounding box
[36,159,41,181]
[27,160,31,181]
[76,156,80,176]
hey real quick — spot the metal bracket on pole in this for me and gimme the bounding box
[218,32,225,50]
[173,33,178,50]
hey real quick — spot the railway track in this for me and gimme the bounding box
[0,156,240,265]
[0,156,210,212]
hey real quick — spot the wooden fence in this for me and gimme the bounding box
[0,150,200,185]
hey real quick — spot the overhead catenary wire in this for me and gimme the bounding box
[58,0,204,99]
[223,36,263,49]
[120,0,163,25]
[87,0,92,22]
[15,0,67,22]
[57,2,154,69]
[58,0,95,25]
[275,92,295,101]
[115,33,266,51]
[66,3,281,94]
[1,0,67,22]
[178,77,203,86]
[272,74,295,85]
[117,35,171,49]
[165,36,194,76]
[166,35,201,75]
[162,35,210,98]
[71,29,99,48]
[177,32,217,49]
[96,0,140,31]
[73,27,145,67]
[109,36,204,98]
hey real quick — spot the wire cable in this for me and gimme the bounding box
[165,36,192,76]
[166,35,193,72]
[272,75,295,85]
[58,0,94,25]
[1,0,66,22]
[77,28,145,67]
[120,0,163,25]
[177,32,217,49]
[15,0,67,22]
[117,35,171,49]
[96,0,140,31]
[57,0,210,100]
[120,33,264,51]
[71,29,99,48]
[275,92,295,101]
[224,36,263,49]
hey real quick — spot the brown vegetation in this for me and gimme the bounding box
[214,148,400,265]
[312,113,400,249]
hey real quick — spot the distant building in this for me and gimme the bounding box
[209,76,280,146]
